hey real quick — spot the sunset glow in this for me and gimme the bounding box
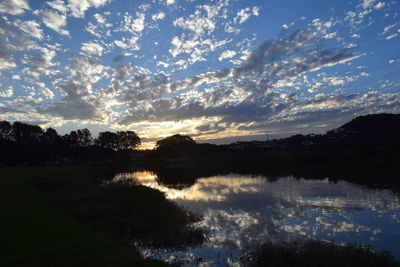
[0,0,399,146]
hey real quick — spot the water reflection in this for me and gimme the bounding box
[111,171,400,266]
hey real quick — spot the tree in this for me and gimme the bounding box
[77,128,92,147]
[41,127,62,144]
[11,121,43,143]
[155,134,196,156]
[117,130,141,150]
[0,121,11,140]
[63,130,80,147]
[96,130,141,150]
[96,131,118,150]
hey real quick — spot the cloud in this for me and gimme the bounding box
[81,42,104,57]
[35,9,69,36]
[0,0,29,15]
[362,0,376,9]
[0,86,13,97]
[36,82,55,99]
[118,20,365,136]
[113,12,146,50]
[169,2,231,69]
[120,12,145,33]
[68,0,111,18]
[374,2,385,10]
[386,33,398,40]
[21,48,57,79]
[85,13,112,38]
[0,106,27,115]
[15,20,44,40]
[0,0,397,142]
[152,11,165,21]
[234,7,259,24]
[0,16,38,70]
[219,50,237,61]
[47,0,69,14]
[234,23,356,79]
[38,56,108,121]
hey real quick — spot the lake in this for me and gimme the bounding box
[111,171,400,266]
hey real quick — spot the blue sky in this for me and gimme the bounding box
[0,0,399,147]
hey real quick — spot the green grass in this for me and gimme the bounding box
[0,166,169,266]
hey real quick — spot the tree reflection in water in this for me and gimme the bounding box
[110,171,400,266]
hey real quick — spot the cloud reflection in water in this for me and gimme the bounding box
[112,171,400,265]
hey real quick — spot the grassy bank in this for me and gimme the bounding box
[0,166,203,266]
[241,239,399,267]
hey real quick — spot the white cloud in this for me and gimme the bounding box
[386,33,398,40]
[169,3,230,69]
[12,75,21,80]
[47,0,69,14]
[362,0,376,9]
[0,16,37,70]
[234,7,259,24]
[68,0,111,18]
[0,86,13,98]
[85,22,101,37]
[38,56,109,120]
[374,2,385,10]
[35,9,69,36]
[113,12,146,50]
[324,32,337,39]
[166,0,175,5]
[94,13,111,26]
[81,42,104,56]
[0,0,29,15]
[21,48,57,79]
[0,58,16,70]
[15,20,44,40]
[252,7,260,16]
[383,23,396,34]
[36,82,55,99]
[120,12,146,33]
[152,11,165,21]
[157,61,169,68]
[113,36,140,50]
[218,50,237,61]
[85,13,112,38]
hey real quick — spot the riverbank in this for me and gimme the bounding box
[0,166,203,266]
[242,239,399,267]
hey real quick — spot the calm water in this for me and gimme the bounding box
[111,171,400,266]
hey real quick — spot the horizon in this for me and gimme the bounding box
[4,112,397,150]
[0,0,399,149]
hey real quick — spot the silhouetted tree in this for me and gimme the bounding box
[77,128,92,147]
[0,120,143,165]
[63,130,80,147]
[96,130,140,150]
[96,131,118,150]
[155,134,196,156]
[11,122,43,143]
[117,130,141,150]
[155,134,195,150]
[0,121,12,140]
[41,127,62,144]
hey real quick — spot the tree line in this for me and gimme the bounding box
[0,121,140,150]
[0,120,141,165]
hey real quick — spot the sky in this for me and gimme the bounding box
[0,0,399,148]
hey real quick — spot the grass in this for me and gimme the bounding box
[241,239,399,267]
[0,165,197,266]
